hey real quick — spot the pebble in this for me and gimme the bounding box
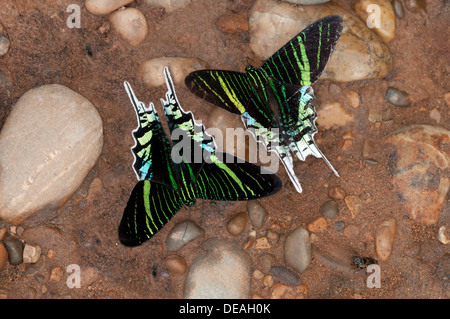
[80,267,101,287]
[255,237,271,249]
[243,237,254,250]
[353,0,396,43]
[227,212,248,236]
[438,226,449,245]
[184,239,252,298]
[334,221,345,231]
[166,220,204,251]
[385,125,450,225]
[375,218,397,261]
[429,108,441,123]
[0,243,7,269]
[0,84,103,224]
[307,216,327,233]
[252,269,264,280]
[85,0,134,15]
[0,227,6,240]
[109,8,148,46]
[0,23,10,57]
[284,227,311,274]
[142,0,196,12]
[444,92,450,107]
[263,274,274,287]
[22,243,41,263]
[270,266,301,286]
[362,139,375,159]
[344,195,363,218]
[346,90,360,109]
[316,102,353,130]
[319,200,339,219]
[139,57,209,88]
[216,14,249,34]
[269,283,308,299]
[257,253,277,273]
[328,186,346,199]
[393,0,405,18]
[249,0,393,82]
[49,266,63,282]
[4,237,24,265]
[247,200,268,229]
[385,87,410,107]
[266,229,279,242]
[404,0,426,13]
[368,108,383,123]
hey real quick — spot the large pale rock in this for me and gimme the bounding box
[353,0,396,43]
[85,0,134,15]
[109,8,148,46]
[249,0,393,82]
[385,125,449,225]
[184,239,252,299]
[139,57,209,88]
[0,84,103,224]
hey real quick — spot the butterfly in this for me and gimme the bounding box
[119,67,282,247]
[185,15,343,193]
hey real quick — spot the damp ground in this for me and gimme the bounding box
[0,0,448,299]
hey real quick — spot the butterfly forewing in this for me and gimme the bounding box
[260,15,343,86]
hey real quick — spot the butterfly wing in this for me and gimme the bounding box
[172,66,283,200]
[266,78,340,180]
[260,15,343,86]
[118,180,184,246]
[120,81,182,246]
[242,80,304,193]
[195,152,282,201]
[124,82,178,189]
[185,69,257,115]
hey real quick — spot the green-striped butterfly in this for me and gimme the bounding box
[185,15,343,193]
[119,67,281,246]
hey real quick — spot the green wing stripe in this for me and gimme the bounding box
[260,15,343,86]
[195,152,281,201]
[119,180,183,246]
[185,70,252,114]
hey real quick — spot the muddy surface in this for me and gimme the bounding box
[0,0,448,299]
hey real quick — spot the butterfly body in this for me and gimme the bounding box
[185,16,343,193]
[119,67,281,247]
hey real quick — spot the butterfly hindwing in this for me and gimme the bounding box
[124,82,178,189]
[195,152,282,201]
[260,15,343,86]
[118,180,184,247]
